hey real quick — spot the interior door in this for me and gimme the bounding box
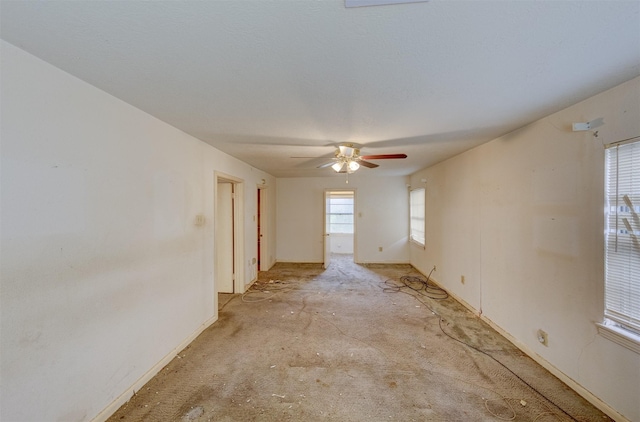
[257,188,261,268]
[323,190,331,269]
[217,182,234,293]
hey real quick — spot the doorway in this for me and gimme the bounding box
[324,190,356,269]
[215,174,244,298]
[257,186,268,272]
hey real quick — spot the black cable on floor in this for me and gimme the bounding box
[435,316,579,422]
[381,278,581,422]
[383,269,449,300]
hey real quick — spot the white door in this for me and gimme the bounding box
[258,187,268,271]
[217,182,234,293]
[324,190,331,269]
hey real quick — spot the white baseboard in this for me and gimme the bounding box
[245,277,258,292]
[477,313,629,422]
[437,284,629,422]
[91,314,219,422]
[358,260,411,264]
[275,260,323,264]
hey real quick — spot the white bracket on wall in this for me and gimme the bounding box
[572,117,604,138]
[572,122,591,131]
[572,117,604,133]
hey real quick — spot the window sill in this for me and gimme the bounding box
[596,322,640,354]
[410,239,425,249]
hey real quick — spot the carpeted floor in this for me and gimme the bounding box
[107,255,610,421]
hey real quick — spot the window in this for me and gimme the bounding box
[410,188,425,246]
[327,192,354,234]
[602,137,640,352]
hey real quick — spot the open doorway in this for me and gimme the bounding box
[324,190,356,268]
[215,174,244,307]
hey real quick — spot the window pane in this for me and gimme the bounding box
[410,188,425,245]
[330,224,354,234]
[330,204,353,214]
[329,198,353,205]
[327,192,354,234]
[604,140,640,334]
[329,214,353,224]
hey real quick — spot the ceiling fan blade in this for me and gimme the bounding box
[359,154,407,160]
[317,161,337,169]
[358,160,379,168]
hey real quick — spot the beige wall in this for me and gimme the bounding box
[4,34,639,422]
[276,176,410,264]
[410,77,640,421]
[1,41,276,422]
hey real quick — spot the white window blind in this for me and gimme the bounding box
[410,188,425,246]
[605,138,640,334]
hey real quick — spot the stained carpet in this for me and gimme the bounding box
[107,255,610,422]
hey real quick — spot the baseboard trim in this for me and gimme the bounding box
[91,314,219,422]
[478,313,629,422]
[274,260,411,265]
[434,282,629,422]
[245,278,258,292]
[358,260,411,265]
[275,260,323,264]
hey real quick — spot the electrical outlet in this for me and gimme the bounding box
[194,214,206,226]
[378,246,383,252]
[537,329,548,346]
[461,275,465,284]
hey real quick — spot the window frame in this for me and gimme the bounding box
[601,136,640,354]
[326,191,354,234]
[409,187,426,247]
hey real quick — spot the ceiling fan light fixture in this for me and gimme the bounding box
[339,145,355,157]
[318,144,407,175]
[332,162,345,172]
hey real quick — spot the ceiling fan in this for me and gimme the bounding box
[317,144,407,174]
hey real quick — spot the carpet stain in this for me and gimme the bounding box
[106,255,611,422]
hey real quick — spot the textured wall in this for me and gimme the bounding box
[0,42,276,422]
[410,77,640,421]
[276,175,410,264]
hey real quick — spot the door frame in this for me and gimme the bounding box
[323,189,357,268]
[214,172,245,297]
[257,184,269,272]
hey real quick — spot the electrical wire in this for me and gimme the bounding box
[246,270,586,421]
[435,316,582,421]
[382,268,448,300]
[484,397,517,421]
[381,276,582,422]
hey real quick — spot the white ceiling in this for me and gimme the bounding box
[2,0,639,178]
